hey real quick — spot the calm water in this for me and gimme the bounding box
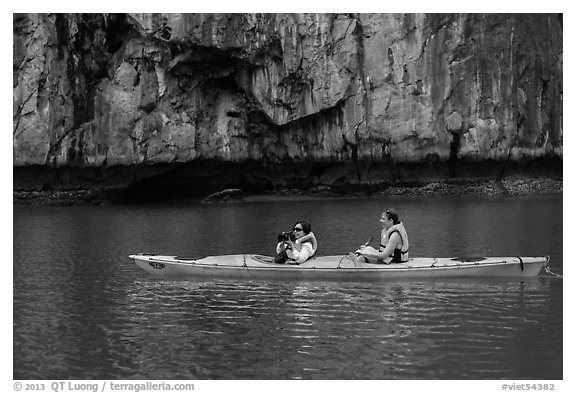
[13,196,563,380]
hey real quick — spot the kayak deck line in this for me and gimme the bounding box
[152,257,514,269]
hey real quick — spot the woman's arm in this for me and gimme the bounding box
[360,232,401,259]
[276,242,285,254]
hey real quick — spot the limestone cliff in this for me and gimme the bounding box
[13,13,562,197]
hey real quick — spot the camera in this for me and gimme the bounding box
[277,231,295,242]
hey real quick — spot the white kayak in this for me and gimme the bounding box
[129,254,550,281]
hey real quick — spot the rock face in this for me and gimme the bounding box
[13,13,562,195]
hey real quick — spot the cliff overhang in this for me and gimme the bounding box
[13,13,563,201]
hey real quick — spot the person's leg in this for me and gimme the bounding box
[361,254,389,264]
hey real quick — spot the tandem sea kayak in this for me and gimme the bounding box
[129,253,550,281]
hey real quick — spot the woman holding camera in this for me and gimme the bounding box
[275,220,317,264]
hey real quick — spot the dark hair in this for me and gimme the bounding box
[384,209,400,224]
[295,220,311,235]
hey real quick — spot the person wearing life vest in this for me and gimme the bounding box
[275,220,318,264]
[355,208,409,264]
[287,220,317,264]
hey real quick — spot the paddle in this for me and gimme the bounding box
[338,236,374,268]
[356,236,373,255]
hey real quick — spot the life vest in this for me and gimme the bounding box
[295,233,317,256]
[380,222,410,262]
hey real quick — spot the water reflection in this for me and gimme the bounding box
[108,277,561,379]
